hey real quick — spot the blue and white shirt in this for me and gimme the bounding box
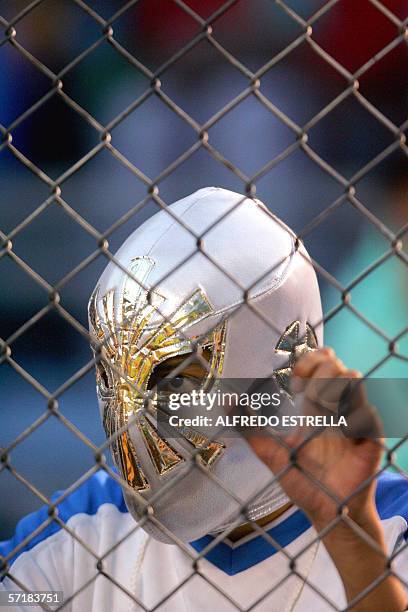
[1,470,407,611]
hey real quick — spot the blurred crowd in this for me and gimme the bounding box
[1,0,407,537]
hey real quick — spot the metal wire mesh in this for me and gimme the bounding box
[1,0,408,610]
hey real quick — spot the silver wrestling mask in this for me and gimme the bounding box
[88,187,323,543]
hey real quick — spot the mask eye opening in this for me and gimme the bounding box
[146,350,211,391]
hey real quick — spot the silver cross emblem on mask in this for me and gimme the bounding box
[273,321,318,394]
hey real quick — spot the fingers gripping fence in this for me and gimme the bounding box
[0,0,408,610]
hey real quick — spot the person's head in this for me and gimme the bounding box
[88,187,323,543]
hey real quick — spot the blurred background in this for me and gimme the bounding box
[0,0,407,538]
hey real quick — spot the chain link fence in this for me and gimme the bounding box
[1,0,408,610]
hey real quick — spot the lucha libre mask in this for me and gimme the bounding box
[88,187,323,543]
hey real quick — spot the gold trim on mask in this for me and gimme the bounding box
[89,256,226,491]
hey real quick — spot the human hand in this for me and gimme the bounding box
[247,347,383,527]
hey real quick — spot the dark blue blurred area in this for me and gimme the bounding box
[1,0,407,538]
